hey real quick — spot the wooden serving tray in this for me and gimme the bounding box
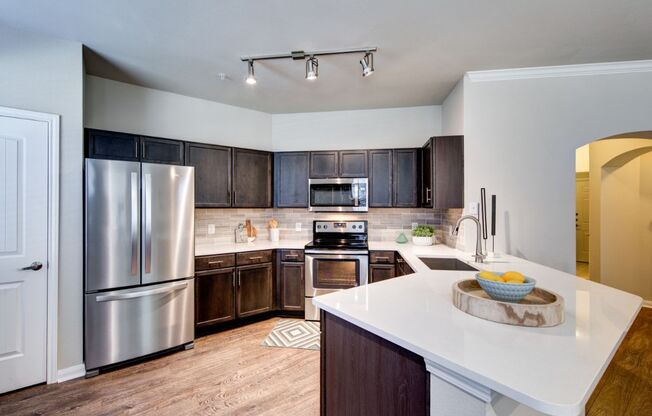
[452,279,564,327]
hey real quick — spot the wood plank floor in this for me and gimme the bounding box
[0,318,319,416]
[1,309,650,415]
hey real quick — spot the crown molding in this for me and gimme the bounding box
[466,59,652,82]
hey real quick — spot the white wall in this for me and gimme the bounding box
[463,70,652,273]
[441,80,464,135]
[0,26,84,370]
[271,106,441,151]
[85,76,273,150]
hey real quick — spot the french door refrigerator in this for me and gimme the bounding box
[84,159,195,374]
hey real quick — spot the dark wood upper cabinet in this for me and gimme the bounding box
[185,142,232,208]
[195,268,236,327]
[368,150,393,207]
[236,263,274,318]
[310,151,339,178]
[392,148,420,208]
[85,129,140,161]
[274,152,309,207]
[141,136,184,165]
[232,148,273,208]
[338,150,368,177]
[279,262,305,311]
[423,136,464,209]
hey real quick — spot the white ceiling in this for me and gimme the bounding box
[2,0,652,113]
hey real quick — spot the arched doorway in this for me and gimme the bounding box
[575,135,652,305]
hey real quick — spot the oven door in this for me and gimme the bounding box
[308,178,368,212]
[305,251,369,297]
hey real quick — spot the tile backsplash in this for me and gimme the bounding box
[195,208,463,248]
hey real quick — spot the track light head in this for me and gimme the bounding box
[360,52,374,77]
[245,60,257,85]
[305,56,319,81]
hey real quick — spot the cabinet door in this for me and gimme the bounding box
[369,264,396,283]
[421,139,433,208]
[85,129,140,161]
[368,150,393,207]
[275,152,309,207]
[280,262,305,311]
[141,136,184,165]
[185,142,232,207]
[236,263,273,318]
[392,148,419,207]
[310,151,338,178]
[433,136,464,209]
[338,150,368,177]
[232,148,272,207]
[195,268,236,327]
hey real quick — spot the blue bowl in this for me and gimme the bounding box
[476,273,536,303]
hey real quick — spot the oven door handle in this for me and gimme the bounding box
[305,250,369,256]
[305,253,368,260]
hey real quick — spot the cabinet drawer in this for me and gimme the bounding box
[195,254,236,271]
[237,250,273,266]
[279,249,304,262]
[370,251,395,264]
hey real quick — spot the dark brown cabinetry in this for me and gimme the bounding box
[338,150,368,177]
[393,148,420,207]
[369,251,397,283]
[279,262,305,311]
[195,268,236,326]
[236,263,274,318]
[141,136,184,165]
[274,152,309,207]
[396,253,414,276]
[232,148,273,207]
[85,129,140,161]
[185,142,232,207]
[310,151,339,178]
[368,150,393,207]
[422,136,464,209]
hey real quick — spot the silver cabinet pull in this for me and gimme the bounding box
[21,261,43,271]
[130,171,139,276]
[285,254,298,259]
[249,256,263,261]
[96,281,188,302]
[238,271,242,287]
[144,173,152,274]
[208,260,223,265]
[375,256,390,262]
[426,187,432,203]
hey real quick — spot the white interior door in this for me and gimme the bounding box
[575,175,590,263]
[0,114,49,393]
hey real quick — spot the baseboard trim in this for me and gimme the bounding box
[57,364,85,383]
[643,300,652,309]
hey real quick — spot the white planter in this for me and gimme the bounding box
[269,228,280,242]
[412,236,433,246]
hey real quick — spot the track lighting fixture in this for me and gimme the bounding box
[360,52,374,77]
[241,47,377,85]
[305,56,318,80]
[245,60,256,85]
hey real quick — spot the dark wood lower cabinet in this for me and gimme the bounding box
[369,264,396,283]
[321,311,429,416]
[236,263,274,318]
[195,268,236,326]
[280,262,305,311]
[396,254,415,276]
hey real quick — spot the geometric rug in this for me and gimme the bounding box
[261,319,321,351]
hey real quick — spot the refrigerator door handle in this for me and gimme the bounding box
[95,281,188,302]
[144,173,152,274]
[130,172,139,276]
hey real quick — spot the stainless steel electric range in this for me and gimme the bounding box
[304,220,369,321]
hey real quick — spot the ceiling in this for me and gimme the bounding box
[2,0,652,113]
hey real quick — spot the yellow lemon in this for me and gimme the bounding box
[502,271,525,283]
[478,271,502,282]
[505,279,524,284]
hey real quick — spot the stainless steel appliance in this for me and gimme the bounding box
[308,178,368,212]
[304,221,369,320]
[84,159,195,374]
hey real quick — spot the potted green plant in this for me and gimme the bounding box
[412,225,435,246]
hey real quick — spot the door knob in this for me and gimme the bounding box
[21,262,43,271]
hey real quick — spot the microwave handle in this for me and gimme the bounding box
[352,183,359,207]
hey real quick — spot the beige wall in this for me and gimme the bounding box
[576,144,590,173]
[588,139,652,288]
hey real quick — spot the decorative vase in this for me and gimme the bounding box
[412,236,433,246]
[269,228,280,242]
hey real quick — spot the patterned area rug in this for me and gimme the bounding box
[261,319,321,350]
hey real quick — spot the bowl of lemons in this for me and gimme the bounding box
[476,270,536,303]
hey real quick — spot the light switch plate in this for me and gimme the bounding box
[411,222,418,230]
[469,202,478,215]
[207,224,216,235]
[295,222,302,231]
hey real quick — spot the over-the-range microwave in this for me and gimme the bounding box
[308,178,368,212]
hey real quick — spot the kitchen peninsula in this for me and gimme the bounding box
[314,244,643,416]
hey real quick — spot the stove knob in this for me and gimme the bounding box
[352,225,357,229]
[317,225,321,229]
[324,225,328,229]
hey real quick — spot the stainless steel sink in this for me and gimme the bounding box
[418,257,478,271]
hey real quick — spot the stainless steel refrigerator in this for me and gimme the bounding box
[84,159,195,374]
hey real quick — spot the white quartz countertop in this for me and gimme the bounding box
[195,239,309,256]
[312,243,643,416]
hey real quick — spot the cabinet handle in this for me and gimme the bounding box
[285,254,298,259]
[397,258,404,263]
[232,271,236,288]
[238,271,242,287]
[208,260,223,265]
[249,256,263,260]
[375,256,390,262]
[426,187,432,203]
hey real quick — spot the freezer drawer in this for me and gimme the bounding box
[85,279,194,370]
